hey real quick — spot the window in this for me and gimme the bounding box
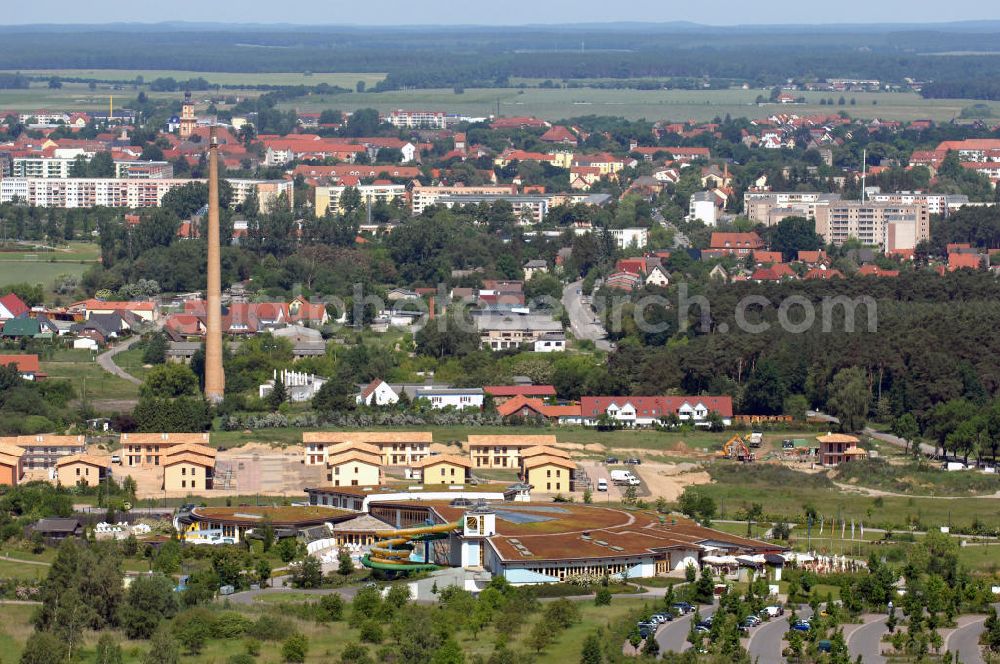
[181,480,186,488]
[76,468,80,476]
[182,467,186,475]
[546,469,551,478]
[546,483,551,491]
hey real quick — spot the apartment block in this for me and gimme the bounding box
[865,192,967,217]
[315,183,406,217]
[813,201,929,252]
[743,191,841,225]
[383,109,447,129]
[411,185,516,216]
[0,178,292,211]
[434,194,550,224]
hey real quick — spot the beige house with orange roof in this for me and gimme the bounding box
[0,434,87,470]
[303,432,432,467]
[816,433,867,466]
[522,455,577,493]
[326,449,383,487]
[120,433,211,467]
[162,443,217,492]
[412,454,472,485]
[0,443,25,486]
[467,435,559,469]
[56,454,112,487]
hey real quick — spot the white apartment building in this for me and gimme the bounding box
[0,178,293,211]
[688,192,718,226]
[866,191,968,217]
[411,185,517,216]
[383,109,448,129]
[435,194,551,224]
[609,227,649,249]
[315,183,406,217]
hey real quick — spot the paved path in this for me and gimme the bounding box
[863,427,937,458]
[944,614,987,664]
[561,279,612,352]
[97,334,143,385]
[845,614,888,664]
[0,555,50,567]
[655,601,716,654]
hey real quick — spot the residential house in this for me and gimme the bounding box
[119,432,211,467]
[522,456,576,493]
[302,432,432,467]
[29,518,83,542]
[606,271,642,292]
[533,332,566,352]
[0,354,42,380]
[701,232,764,258]
[414,387,484,410]
[539,125,578,146]
[356,379,400,407]
[162,444,217,492]
[609,228,649,249]
[496,396,581,422]
[0,443,25,486]
[523,259,548,281]
[579,396,733,427]
[1,434,86,471]
[0,318,42,339]
[56,454,112,487]
[816,433,867,466]
[75,299,158,322]
[412,455,472,485]
[467,434,559,470]
[483,385,557,406]
[0,293,29,320]
[474,312,562,350]
[326,449,382,487]
[645,266,670,288]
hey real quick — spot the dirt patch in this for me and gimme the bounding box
[633,462,712,501]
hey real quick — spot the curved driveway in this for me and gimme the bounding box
[845,614,888,664]
[944,614,987,664]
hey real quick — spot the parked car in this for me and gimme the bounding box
[605,457,620,464]
[761,605,784,618]
[624,457,642,465]
[791,621,811,632]
[743,615,761,626]
[671,602,694,614]
[694,624,711,634]
[651,613,673,623]
[817,640,832,653]
[597,479,608,492]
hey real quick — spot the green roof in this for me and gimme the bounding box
[1,318,41,337]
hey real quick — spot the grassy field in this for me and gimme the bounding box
[5,70,387,88]
[113,346,153,383]
[41,348,139,402]
[278,87,999,122]
[0,241,100,293]
[0,558,49,581]
[0,604,36,663]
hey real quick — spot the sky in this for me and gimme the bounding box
[5,1,998,26]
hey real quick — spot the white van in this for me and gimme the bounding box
[597,479,608,492]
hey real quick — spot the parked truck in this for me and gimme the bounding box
[610,469,641,486]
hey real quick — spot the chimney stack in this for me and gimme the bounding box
[204,126,225,402]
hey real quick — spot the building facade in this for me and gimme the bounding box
[813,201,929,252]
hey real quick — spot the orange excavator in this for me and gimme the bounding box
[719,435,755,462]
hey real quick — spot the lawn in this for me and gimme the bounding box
[0,558,50,581]
[700,463,1000,535]
[113,346,153,383]
[40,348,139,402]
[0,604,36,662]
[0,241,100,294]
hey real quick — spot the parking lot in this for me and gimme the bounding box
[648,602,990,664]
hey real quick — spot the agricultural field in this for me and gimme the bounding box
[280,86,1000,122]
[2,76,996,122]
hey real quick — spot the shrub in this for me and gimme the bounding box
[319,593,345,621]
[252,614,295,641]
[359,620,383,644]
[595,587,612,606]
[281,633,309,663]
[212,611,253,638]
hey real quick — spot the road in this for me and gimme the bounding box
[944,614,988,664]
[227,580,362,605]
[744,605,812,664]
[576,460,624,502]
[562,279,612,352]
[845,614,888,664]
[652,209,689,249]
[655,601,716,654]
[863,426,937,458]
[96,334,143,385]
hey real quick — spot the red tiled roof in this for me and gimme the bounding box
[856,264,900,278]
[0,354,39,373]
[0,293,29,318]
[804,267,843,280]
[709,232,764,250]
[949,253,984,271]
[484,385,557,398]
[580,395,733,418]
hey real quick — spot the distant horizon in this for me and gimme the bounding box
[4,0,999,29]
